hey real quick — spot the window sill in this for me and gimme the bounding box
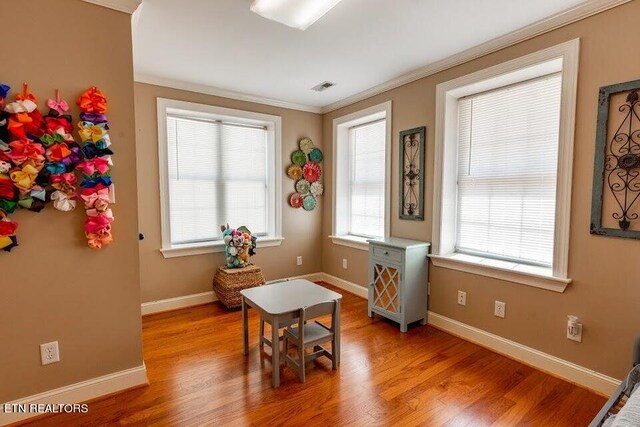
[160,236,284,259]
[428,253,571,293]
[329,235,370,251]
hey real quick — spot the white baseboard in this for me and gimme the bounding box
[141,291,217,315]
[140,272,326,316]
[427,311,620,396]
[319,273,368,299]
[0,364,147,426]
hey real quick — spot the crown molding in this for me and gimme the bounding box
[135,73,323,114]
[320,0,631,113]
[82,0,142,14]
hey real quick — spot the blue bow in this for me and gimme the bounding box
[82,144,114,159]
[0,83,9,100]
[45,162,67,175]
[80,176,112,188]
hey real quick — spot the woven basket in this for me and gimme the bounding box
[212,264,265,309]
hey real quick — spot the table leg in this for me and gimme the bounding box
[271,315,280,387]
[335,299,341,367]
[242,296,249,356]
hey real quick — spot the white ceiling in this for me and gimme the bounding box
[133,0,587,110]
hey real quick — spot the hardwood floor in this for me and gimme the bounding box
[23,283,605,426]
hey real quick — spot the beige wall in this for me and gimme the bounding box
[0,0,143,402]
[135,83,323,303]
[321,1,640,380]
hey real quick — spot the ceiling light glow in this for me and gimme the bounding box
[250,0,343,30]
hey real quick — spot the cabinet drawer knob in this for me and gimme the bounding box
[384,251,389,255]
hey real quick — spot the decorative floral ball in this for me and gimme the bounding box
[287,164,302,180]
[295,179,310,195]
[302,162,321,183]
[299,137,314,154]
[291,150,306,166]
[302,195,316,211]
[309,148,323,163]
[310,182,324,197]
[289,192,304,208]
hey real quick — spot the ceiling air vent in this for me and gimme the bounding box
[311,81,336,92]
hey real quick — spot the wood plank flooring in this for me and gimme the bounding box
[22,283,605,426]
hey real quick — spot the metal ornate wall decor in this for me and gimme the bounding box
[591,79,640,239]
[399,127,425,220]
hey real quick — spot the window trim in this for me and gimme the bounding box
[430,39,580,292]
[157,98,283,258]
[330,101,392,251]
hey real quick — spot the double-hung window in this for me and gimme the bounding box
[431,40,579,291]
[158,99,282,257]
[331,102,391,249]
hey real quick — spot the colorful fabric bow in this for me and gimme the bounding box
[77,87,108,114]
[0,174,16,200]
[45,162,66,175]
[0,84,9,100]
[80,186,110,211]
[76,157,110,176]
[78,122,107,143]
[46,143,72,163]
[45,117,72,135]
[85,208,113,234]
[47,99,69,116]
[7,139,45,165]
[81,144,113,159]
[79,112,108,125]
[4,99,37,114]
[80,175,112,188]
[50,190,76,212]
[50,172,78,186]
[10,163,39,191]
[86,231,113,249]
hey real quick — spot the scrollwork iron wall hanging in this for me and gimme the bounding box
[399,127,425,220]
[591,79,640,239]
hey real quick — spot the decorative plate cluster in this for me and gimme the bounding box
[286,137,323,211]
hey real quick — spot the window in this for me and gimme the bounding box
[349,119,386,238]
[331,102,391,250]
[158,99,282,258]
[456,74,561,267]
[431,40,579,291]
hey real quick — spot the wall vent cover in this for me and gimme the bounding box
[311,81,336,92]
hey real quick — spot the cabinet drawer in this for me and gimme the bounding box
[372,246,402,263]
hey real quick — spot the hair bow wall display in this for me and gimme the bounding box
[0,83,117,254]
[76,87,114,249]
[43,90,81,212]
[286,137,323,211]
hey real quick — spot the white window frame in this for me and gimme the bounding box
[430,39,580,292]
[330,101,392,251]
[157,98,283,258]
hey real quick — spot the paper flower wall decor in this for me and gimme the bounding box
[286,137,323,211]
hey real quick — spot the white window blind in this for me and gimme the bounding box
[456,73,562,267]
[349,119,386,238]
[166,116,268,245]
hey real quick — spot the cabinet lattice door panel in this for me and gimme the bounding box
[373,263,400,313]
[368,238,430,332]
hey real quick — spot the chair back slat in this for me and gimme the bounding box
[302,300,336,321]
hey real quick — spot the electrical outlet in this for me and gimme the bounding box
[40,341,60,365]
[567,316,583,343]
[296,256,303,266]
[494,301,506,318]
[457,290,466,306]
[342,258,347,269]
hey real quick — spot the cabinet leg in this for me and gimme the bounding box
[368,309,374,318]
[420,317,427,326]
[400,323,408,333]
